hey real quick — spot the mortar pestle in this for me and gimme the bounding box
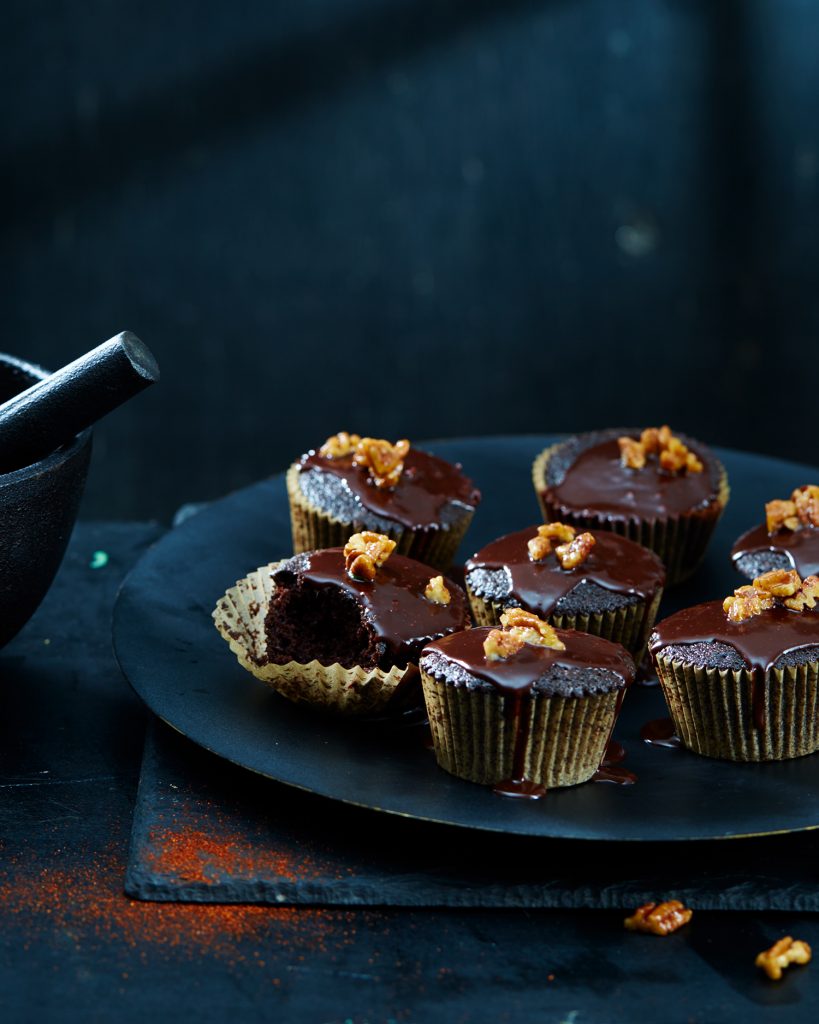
[0,333,159,648]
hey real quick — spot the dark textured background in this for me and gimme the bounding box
[3,0,818,521]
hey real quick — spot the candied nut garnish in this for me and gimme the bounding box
[424,575,451,606]
[618,436,646,470]
[538,522,576,544]
[353,437,410,489]
[344,531,395,579]
[755,937,812,981]
[624,900,693,936]
[319,431,361,458]
[766,499,800,534]
[526,522,577,562]
[484,629,525,661]
[793,485,819,528]
[346,553,376,582]
[344,531,396,568]
[500,608,566,650]
[620,426,702,475]
[784,575,819,612]
[723,584,775,623]
[555,532,596,570]
[753,568,802,598]
[527,534,552,562]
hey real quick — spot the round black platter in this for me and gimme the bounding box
[113,436,819,841]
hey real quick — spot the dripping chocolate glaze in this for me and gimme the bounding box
[422,628,634,798]
[465,527,665,616]
[732,523,819,579]
[299,447,481,530]
[543,431,721,521]
[271,549,470,667]
[649,601,819,676]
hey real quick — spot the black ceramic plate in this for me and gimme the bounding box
[113,436,819,841]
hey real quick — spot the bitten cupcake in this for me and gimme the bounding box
[419,610,635,795]
[732,485,819,580]
[287,432,481,571]
[464,522,665,659]
[650,569,819,761]
[213,532,471,716]
[532,426,729,585]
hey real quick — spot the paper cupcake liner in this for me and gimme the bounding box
[653,653,819,761]
[532,444,730,587]
[213,562,409,717]
[286,463,472,572]
[420,669,619,788]
[465,584,663,662]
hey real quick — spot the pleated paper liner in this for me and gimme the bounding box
[420,669,619,788]
[286,462,473,572]
[654,654,819,761]
[213,561,408,717]
[531,444,730,586]
[465,583,663,661]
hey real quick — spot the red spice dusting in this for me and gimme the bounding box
[0,845,359,965]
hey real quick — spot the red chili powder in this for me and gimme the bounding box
[0,846,361,964]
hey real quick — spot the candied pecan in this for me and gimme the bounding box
[353,437,410,489]
[792,485,819,528]
[346,553,376,582]
[686,450,704,473]
[424,575,451,606]
[766,499,800,534]
[483,629,525,661]
[538,522,576,544]
[343,531,396,568]
[659,437,693,474]
[319,431,361,458]
[640,425,672,454]
[527,534,551,562]
[624,900,692,936]
[618,436,646,470]
[756,937,812,981]
[784,575,819,612]
[723,585,775,623]
[555,532,596,570]
[500,608,565,650]
[753,568,802,598]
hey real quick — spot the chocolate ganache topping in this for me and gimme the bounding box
[421,626,635,697]
[298,440,481,532]
[732,524,819,580]
[542,428,721,522]
[266,548,470,670]
[649,601,819,675]
[465,527,665,616]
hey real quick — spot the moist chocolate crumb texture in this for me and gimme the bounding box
[732,484,819,580]
[532,426,729,585]
[649,568,819,761]
[287,432,481,571]
[420,612,635,793]
[213,531,470,717]
[464,523,665,658]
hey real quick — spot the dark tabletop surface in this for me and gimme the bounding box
[2,521,818,1024]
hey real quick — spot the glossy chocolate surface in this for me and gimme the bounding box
[649,600,819,674]
[421,626,635,697]
[544,432,719,521]
[465,527,665,615]
[732,523,819,579]
[299,447,480,530]
[271,549,470,665]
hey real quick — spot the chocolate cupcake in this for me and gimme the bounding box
[650,569,819,761]
[288,432,481,571]
[464,523,665,659]
[214,532,471,716]
[532,426,729,585]
[732,485,819,580]
[419,610,635,794]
